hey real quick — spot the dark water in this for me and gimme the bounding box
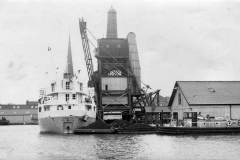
[0,125,240,160]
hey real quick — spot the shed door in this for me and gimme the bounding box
[173,112,178,120]
[192,112,197,127]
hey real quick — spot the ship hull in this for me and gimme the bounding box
[39,116,96,134]
[157,126,240,135]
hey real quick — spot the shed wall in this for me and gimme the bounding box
[171,88,189,120]
[231,105,240,119]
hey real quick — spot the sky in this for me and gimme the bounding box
[1,0,240,104]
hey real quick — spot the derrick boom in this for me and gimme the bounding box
[79,18,94,87]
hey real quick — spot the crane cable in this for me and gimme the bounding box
[87,28,98,41]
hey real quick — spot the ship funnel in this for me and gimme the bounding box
[106,6,118,38]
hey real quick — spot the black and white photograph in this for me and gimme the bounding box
[1,0,240,159]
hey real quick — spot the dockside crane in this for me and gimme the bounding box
[78,15,162,122]
[79,18,103,119]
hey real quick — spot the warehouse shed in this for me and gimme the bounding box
[168,81,240,121]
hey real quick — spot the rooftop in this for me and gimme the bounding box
[168,81,240,106]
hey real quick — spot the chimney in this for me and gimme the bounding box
[106,6,118,38]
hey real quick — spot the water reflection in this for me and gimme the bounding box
[94,135,144,160]
[1,126,240,160]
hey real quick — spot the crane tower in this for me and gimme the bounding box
[79,7,142,121]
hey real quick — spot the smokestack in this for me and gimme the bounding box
[106,6,118,38]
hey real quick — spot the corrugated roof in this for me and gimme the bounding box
[169,81,240,106]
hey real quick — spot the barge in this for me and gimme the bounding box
[157,126,240,135]
[157,119,240,135]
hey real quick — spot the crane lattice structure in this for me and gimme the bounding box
[79,18,94,87]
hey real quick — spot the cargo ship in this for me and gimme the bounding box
[38,37,96,134]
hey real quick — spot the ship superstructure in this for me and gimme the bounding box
[38,37,96,134]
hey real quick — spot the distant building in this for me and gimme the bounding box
[0,100,38,124]
[168,81,240,125]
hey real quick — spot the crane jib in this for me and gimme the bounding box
[79,18,94,87]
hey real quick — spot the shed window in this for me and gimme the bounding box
[105,85,108,91]
[39,107,42,112]
[178,93,181,105]
[68,106,71,109]
[184,112,194,119]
